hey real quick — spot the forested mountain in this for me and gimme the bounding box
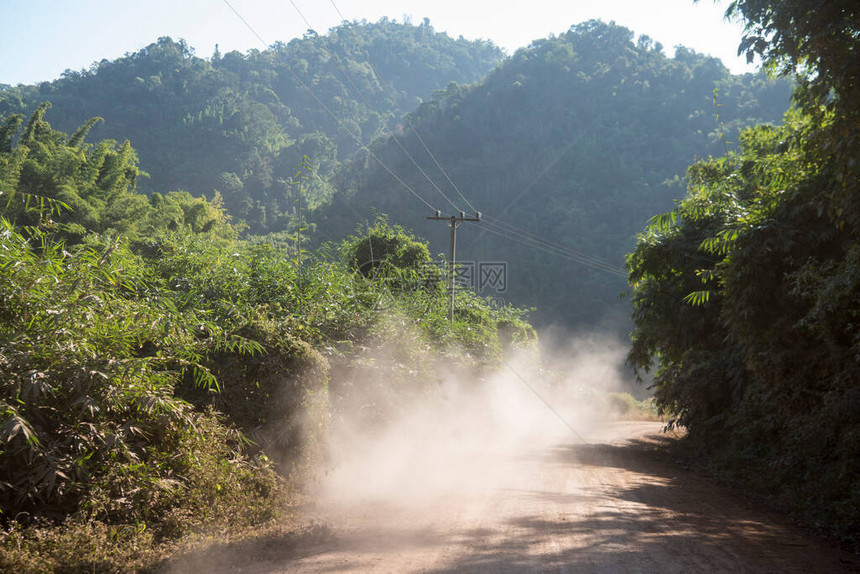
[0,19,503,232]
[0,19,791,330]
[317,20,792,328]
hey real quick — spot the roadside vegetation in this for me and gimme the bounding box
[628,0,860,547]
[0,109,533,572]
[2,1,857,567]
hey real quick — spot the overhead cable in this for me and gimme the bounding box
[283,0,464,213]
[482,215,628,277]
[474,221,628,278]
[326,0,478,213]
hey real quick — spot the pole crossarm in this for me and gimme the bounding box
[426,212,482,224]
[427,211,481,320]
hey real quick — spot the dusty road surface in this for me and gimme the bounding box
[167,420,859,573]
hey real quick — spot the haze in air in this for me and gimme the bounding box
[1,0,858,572]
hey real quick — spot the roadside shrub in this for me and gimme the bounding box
[342,217,431,277]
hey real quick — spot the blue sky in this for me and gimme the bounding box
[1,0,756,86]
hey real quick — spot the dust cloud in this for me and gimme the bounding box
[314,330,644,508]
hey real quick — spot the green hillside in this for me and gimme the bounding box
[316,20,792,328]
[0,20,792,330]
[0,19,503,233]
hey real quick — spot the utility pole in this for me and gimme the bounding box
[294,156,311,292]
[427,210,481,320]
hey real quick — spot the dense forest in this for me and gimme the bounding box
[0,105,534,570]
[0,19,793,330]
[319,20,793,327]
[628,0,859,547]
[0,26,531,568]
[0,19,503,234]
[2,2,858,569]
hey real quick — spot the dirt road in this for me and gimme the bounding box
[168,421,858,573]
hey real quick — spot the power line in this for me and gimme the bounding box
[324,41,464,212]
[428,211,482,320]
[407,123,480,214]
[384,126,464,213]
[326,0,477,213]
[492,131,590,224]
[321,3,612,277]
[479,227,625,279]
[478,216,626,274]
[482,215,628,277]
[474,220,627,278]
[287,0,314,32]
[328,0,346,22]
[221,0,268,46]
[301,3,465,214]
[228,0,594,445]
[225,0,626,281]
[480,223,628,278]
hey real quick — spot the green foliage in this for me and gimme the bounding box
[727,0,860,228]
[0,106,533,570]
[0,207,534,568]
[0,221,279,527]
[0,23,539,569]
[728,0,859,91]
[628,0,860,540]
[0,22,503,234]
[0,411,284,573]
[0,21,794,330]
[318,20,792,328]
[342,217,432,277]
[0,104,237,243]
[606,392,657,419]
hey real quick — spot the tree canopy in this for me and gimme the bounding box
[0,20,503,235]
[316,20,792,328]
[630,0,860,545]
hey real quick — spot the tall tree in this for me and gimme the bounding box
[628,1,860,544]
[726,0,860,224]
[0,105,233,240]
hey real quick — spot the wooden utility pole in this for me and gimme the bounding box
[427,210,481,320]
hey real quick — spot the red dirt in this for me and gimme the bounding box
[165,421,859,573]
